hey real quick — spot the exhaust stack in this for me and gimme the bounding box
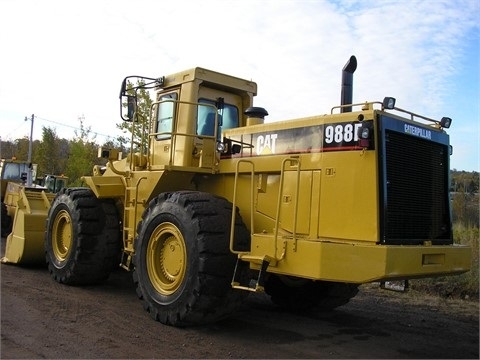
[341,55,357,113]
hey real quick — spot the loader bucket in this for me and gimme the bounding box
[1,188,55,265]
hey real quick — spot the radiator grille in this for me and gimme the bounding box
[383,130,451,244]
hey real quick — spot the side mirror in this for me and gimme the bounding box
[121,95,137,121]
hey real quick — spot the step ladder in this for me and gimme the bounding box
[120,177,146,270]
[230,157,301,292]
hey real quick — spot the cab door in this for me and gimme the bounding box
[150,90,180,169]
[193,87,243,169]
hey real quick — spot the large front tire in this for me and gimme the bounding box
[133,191,249,326]
[45,188,121,285]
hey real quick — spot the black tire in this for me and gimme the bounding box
[1,202,12,238]
[265,274,359,311]
[133,191,249,326]
[45,187,121,285]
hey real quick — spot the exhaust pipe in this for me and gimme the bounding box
[341,55,357,113]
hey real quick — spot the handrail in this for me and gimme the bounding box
[127,110,149,172]
[274,157,301,258]
[147,100,219,171]
[230,159,255,254]
[121,176,147,270]
[229,156,301,260]
[331,100,443,126]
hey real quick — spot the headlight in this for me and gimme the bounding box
[217,142,226,152]
[440,117,452,129]
[382,97,396,110]
[357,124,373,149]
[359,127,370,139]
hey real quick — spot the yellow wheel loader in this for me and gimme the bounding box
[0,159,37,237]
[1,174,67,264]
[6,57,471,326]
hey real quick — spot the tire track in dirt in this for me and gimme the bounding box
[1,239,478,359]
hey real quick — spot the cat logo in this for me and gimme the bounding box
[256,133,278,155]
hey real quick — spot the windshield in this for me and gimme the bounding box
[197,99,239,139]
[1,163,31,181]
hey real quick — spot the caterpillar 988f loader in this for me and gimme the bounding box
[8,56,471,326]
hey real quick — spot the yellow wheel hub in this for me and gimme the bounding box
[147,222,187,295]
[51,209,73,262]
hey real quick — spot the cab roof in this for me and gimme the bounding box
[162,67,257,96]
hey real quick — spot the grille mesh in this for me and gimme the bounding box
[383,130,451,244]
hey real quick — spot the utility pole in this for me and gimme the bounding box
[25,114,34,186]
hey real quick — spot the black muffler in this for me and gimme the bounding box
[341,55,357,113]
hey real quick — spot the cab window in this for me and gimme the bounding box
[156,92,177,140]
[3,163,30,180]
[197,98,239,139]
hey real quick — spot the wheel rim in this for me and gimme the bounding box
[147,222,187,296]
[51,209,73,262]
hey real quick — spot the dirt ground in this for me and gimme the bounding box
[1,239,478,359]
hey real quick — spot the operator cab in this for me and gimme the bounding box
[120,68,257,172]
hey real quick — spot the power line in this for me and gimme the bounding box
[4,121,31,139]
[34,115,121,140]
[3,114,126,143]
[35,116,79,131]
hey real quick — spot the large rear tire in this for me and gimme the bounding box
[45,188,121,285]
[265,274,359,311]
[133,191,249,326]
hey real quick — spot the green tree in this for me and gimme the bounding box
[0,139,17,159]
[36,126,65,176]
[451,170,479,227]
[13,137,30,161]
[57,138,70,174]
[65,119,99,186]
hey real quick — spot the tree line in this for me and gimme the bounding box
[1,122,128,187]
[1,80,151,187]
[450,170,479,227]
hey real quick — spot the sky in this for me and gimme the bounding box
[1,0,479,171]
